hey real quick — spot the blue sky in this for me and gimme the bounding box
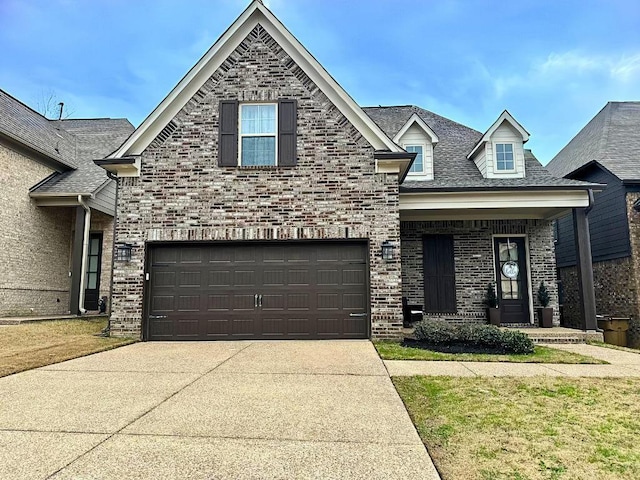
[1,0,639,163]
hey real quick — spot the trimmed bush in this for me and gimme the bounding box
[414,319,456,345]
[413,320,535,354]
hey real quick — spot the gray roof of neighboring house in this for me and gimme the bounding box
[33,118,134,194]
[0,89,134,195]
[0,89,77,169]
[364,105,597,191]
[546,102,640,181]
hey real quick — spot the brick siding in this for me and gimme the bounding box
[0,142,72,316]
[558,193,640,346]
[110,25,402,339]
[401,219,559,325]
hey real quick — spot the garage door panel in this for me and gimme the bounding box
[147,242,368,340]
[179,271,201,288]
[177,295,200,312]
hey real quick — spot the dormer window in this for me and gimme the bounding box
[406,145,424,174]
[495,143,514,171]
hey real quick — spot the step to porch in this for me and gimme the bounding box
[503,327,604,344]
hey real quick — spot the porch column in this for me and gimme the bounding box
[69,206,86,315]
[572,207,597,331]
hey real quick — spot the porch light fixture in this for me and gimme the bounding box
[115,244,133,262]
[381,241,395,262]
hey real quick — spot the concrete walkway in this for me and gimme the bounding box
[0,341,440,480]
[385,343,640,377]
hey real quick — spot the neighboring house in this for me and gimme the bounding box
[0,89,134,317]
[96,1,598,341]
[547,102,640,346]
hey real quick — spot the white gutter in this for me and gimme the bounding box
[77,195,91,315]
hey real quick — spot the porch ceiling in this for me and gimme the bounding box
[399,189,591,221]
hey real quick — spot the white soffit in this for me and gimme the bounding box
[467,110,530,159]
[110,0,400,158]
[399,190,590,210]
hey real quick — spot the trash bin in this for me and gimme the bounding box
[597,316,630,347]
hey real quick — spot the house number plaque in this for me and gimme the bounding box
[502,261,519,279]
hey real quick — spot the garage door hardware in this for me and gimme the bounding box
[148,314,168,319]
[349,313,368,317]
[254,294,264,308]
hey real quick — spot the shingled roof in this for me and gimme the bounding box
[0,89,77,169]
[546,102,640,181]
[33,118,134,194]
[0,89,134,196]
[363,105,597,191]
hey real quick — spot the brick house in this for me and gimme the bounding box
[97,1,598,340]
[547,102,640,346]
[0,89,133,317]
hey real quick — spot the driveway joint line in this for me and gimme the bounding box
[45,342,255,479]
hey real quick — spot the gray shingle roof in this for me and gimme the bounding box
[0,89,77,169]
[546,102,640,181]
[363,105,597,191]
[32,118,134,194]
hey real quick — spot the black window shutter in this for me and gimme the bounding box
[218,100,238,166]
[423,235,456,313]
[278,99,297,166]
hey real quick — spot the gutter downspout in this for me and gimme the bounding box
[77,195,91,315]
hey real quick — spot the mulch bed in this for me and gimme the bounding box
[402,338,512,355]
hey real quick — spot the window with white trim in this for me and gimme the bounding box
[405,145,424,174]
[495,143,514,171]
[240,104,277,166]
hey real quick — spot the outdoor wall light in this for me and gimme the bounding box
[115,244,133,262]
[381,241,395,261]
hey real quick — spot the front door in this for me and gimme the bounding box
[84,233,103,311]
[494,237,529,324]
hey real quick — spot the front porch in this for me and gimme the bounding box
[398,185,600,335]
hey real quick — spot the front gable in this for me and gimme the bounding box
[108,0,401,171]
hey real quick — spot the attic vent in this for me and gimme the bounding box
[155,120,178,145]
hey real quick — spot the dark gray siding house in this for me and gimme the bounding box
[547,102,640,347]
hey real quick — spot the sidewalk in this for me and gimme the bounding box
[385,343,640,377]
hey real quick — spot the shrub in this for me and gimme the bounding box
[484,283,498,308]
[414,319,457,345]
[537,282,551,308]
[500,330,535,354]
[413,320,535,354]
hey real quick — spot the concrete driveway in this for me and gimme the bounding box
[0,341,439,479]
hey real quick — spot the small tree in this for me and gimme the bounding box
[484,283,498,308]
[537,281,551,308]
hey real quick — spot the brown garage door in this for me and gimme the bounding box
[146,241,369,340]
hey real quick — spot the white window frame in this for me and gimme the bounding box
[238,103,278,166]
[494,142,516,172]
[404,143,426,176]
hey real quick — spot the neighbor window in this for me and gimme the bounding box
[495,143,514,171]
[240,104,276,166]
[406,145,424,174]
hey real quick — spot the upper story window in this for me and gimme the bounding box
[219,99,297,168]
[495,143,514,171]
[240,104,277,166]
[405,145,424,174]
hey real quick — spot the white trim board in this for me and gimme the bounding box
[110,0,401,159]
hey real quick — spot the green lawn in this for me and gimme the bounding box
[0,318,135,377]
[394,376,640,480]
[374,341,606,364]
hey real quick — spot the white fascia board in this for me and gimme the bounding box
[467,110,530,159]
[399,189,590,210]
[110,0,400,158]
[393,113,439,144]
